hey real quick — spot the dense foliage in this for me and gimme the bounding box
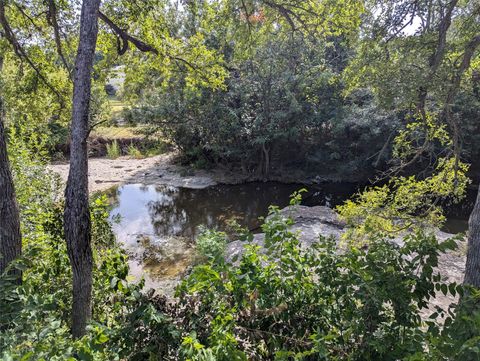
[122,0,480,183]
[1,0,480,359]
[122,0,401,179]
[1,143,479,359]
[0,137,140,360]
[128,34,399,179]
[113,194,480,361]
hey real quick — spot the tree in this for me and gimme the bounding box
[0,48,21,281]
[0,0,158,337]
[0,0,363,339]
[459,35,480,289]
[122,0,371,178]
[343,0,480,289]
[63,0,102,338]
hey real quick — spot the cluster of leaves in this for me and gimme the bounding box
[0,51,71,152]
[196,227,228,263]
[0,0,133,156]
[337,113,470,243]
[0,197,139,361]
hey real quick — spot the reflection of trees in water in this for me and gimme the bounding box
[113,181,470,243]
[147,186,190,238]
[144,182,361,241]
[146,183,303,240]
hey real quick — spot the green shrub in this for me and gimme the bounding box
[106,140,121,159]
[127,143,143,159]
[0,195,146,360]
[0,137,141,360]
[128,35,400,179]
[143,139,168,157]
[196,228,228,262]
[0,194,143,361]
[172,206,459,360]
[115,193,465,361]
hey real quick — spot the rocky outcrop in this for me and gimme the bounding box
[226,205,345,262]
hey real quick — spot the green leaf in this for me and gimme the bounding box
[441,284,448,296]
[20,352,34,361]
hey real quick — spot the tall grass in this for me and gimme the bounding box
[106,140,121,159]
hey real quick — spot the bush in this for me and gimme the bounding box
[119,194,465,360]
[0,137,142,360]
[0,195,142,361]
[106,140,121,159]
[127,143,143,159]
[174,212,456,359]
[196,228,228,262]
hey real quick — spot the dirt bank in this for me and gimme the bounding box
[48,153,221,193]
[48,152,326,193]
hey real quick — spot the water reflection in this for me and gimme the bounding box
[111,182,359,243]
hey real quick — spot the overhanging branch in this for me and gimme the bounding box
[46,0,72,76]
[98,11,158,55]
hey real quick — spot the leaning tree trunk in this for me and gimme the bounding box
[0,54,22,282]
[464,185,480,288]
[64,0,101,338]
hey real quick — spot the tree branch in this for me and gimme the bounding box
[98,11,158,55]
[46,0,72,76]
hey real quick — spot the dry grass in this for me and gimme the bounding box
[90,126,143,139]
[107,98,127,121]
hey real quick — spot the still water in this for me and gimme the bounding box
[109,182,473,292]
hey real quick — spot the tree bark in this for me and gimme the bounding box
[464,185,480,288]
[415,0,458,116]
[0,54,22,281]
[64,0,101,339]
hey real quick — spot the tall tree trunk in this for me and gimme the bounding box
[450,35,480,291]
[0,54,22,281]
[464,185,480,288]
[64,0,101,338]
